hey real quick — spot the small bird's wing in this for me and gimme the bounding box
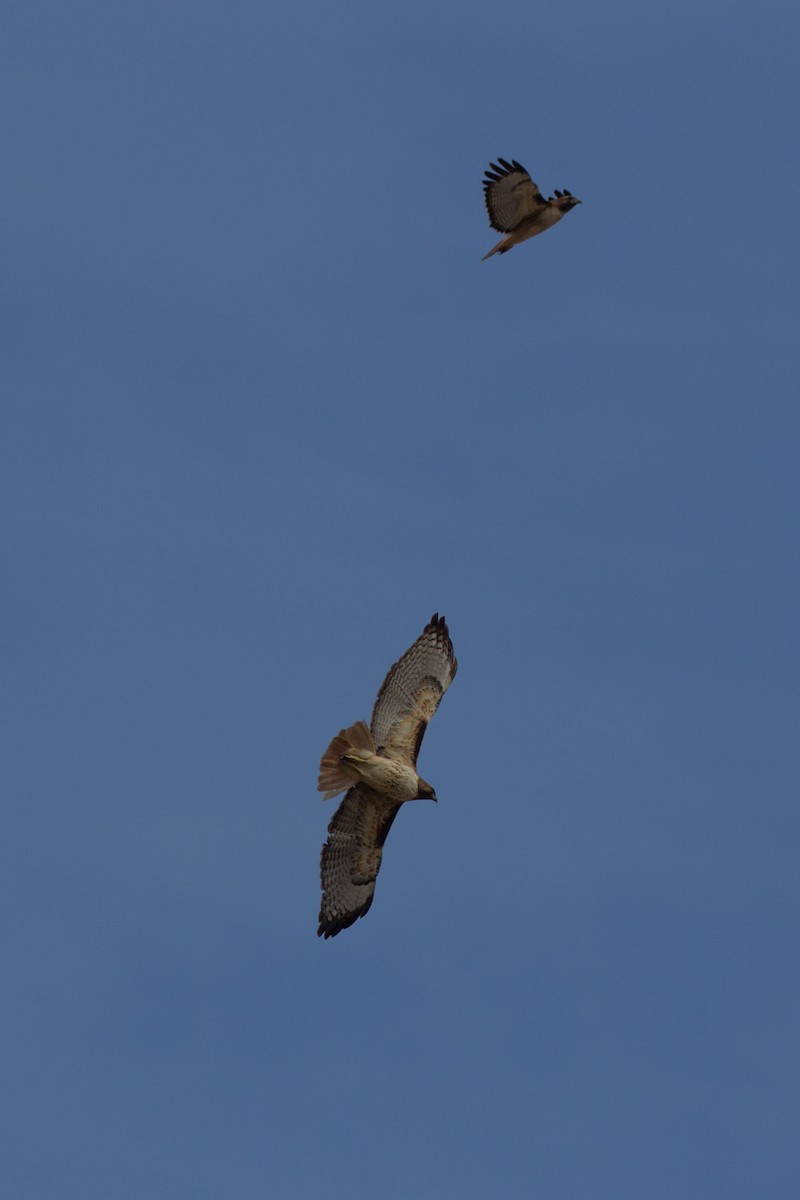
[370,613,458,766]
[483,159,547,232]
[318,786,401,938]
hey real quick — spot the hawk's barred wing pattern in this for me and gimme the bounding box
[318,786,401,938]
[483,158,546,233]
[371,613,458,765]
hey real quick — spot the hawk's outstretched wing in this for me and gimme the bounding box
[371,613,458,765]
[318,785,401,938]
[483,158,546,233]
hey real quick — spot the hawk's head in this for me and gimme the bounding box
[416,778,437,802]
[553,189,581,212]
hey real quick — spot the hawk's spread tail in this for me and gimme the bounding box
[317,720,376,800]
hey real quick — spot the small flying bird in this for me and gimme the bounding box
[482,157,581,260]
[316,614,457,938]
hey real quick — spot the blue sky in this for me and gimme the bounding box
[3,1,799,1196]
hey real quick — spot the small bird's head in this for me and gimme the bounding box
[416,778,437,802]
[553,189,581,212]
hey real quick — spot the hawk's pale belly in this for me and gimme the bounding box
[345,752,421,801]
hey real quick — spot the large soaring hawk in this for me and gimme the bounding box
[482,158,581,260]
[316,614,458,938]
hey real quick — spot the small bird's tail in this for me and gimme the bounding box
[317,720,376,799]
[481,236,513,261]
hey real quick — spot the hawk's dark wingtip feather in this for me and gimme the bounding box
[485,158,529,180]
[424,611,451,641]
[318,896,374,938]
